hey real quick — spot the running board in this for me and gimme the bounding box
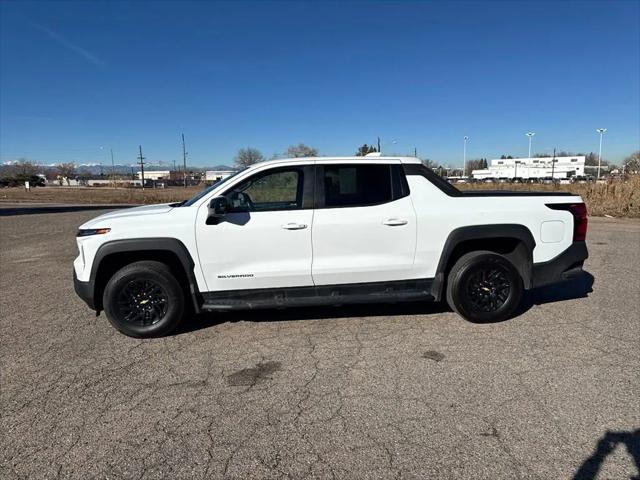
[201,279,434,311]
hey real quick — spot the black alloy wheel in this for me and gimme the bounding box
[115,279,169,326]
[464,265,511,313]
[446,251,523,323]
[103,261,185,338]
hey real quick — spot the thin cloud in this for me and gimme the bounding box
[30,22,107,69]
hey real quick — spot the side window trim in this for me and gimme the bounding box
[314,163,409,209]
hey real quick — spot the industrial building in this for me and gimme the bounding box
[472,156,586,180]
[205,170,235,182]
[136,170,171,180]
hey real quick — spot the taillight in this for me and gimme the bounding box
[546,203,588,241]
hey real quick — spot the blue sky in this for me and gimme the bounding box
[1,0,638,168]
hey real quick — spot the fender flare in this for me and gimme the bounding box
[90,238,202,312]
[431,224,536,300]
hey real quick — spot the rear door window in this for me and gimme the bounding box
[323,164,391,207]
[322,164,405,208]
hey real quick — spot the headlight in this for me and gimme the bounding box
[76,228,111,237]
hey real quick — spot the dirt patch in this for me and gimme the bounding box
[422,350,445,362]
[226,361,282,387]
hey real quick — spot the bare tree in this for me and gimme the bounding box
[286,143,318,158]
[14,159,39,176]
[56,162,76,186]
[421,158,439,170]
[623,151,640,174]
[234,148,265,168]
[356,144,377,156]
[465,159,484,172]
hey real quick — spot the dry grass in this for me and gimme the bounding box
[457,176,640,217]
[1,176,639,217]
[0,186,203,205]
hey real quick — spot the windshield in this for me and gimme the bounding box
[181,169,246,206]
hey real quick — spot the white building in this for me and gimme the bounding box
[205,170,235,182]
[137,170,170,180]
[472,156,586,180]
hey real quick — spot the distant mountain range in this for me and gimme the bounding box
[1,161,236,175]
[74,164,235,175]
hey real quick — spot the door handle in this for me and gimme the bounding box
[281,223,308,230]
[382,218,408,226]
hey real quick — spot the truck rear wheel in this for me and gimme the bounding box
[446,251,523,323]
[103,261,184,338]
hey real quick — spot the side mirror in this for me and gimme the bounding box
[209,196,228,218]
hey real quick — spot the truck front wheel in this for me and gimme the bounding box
[446,251,523,323]
[103,261,185,338]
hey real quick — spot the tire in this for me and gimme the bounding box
[103,261,185,338]
[446,250,523,323]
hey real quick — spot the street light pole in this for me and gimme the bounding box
[463,136,469,177]
[526,132,535,158]
[596,128,607,179]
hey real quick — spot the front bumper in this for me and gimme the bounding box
[74,269,96,310]
[531,241,589,289]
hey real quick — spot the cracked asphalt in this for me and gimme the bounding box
[1,208,639,479]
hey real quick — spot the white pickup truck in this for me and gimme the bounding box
[74,156,588,337]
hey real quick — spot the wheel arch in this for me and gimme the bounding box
[91,238,202,312]
[431,224,535,300]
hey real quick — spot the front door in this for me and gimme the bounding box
[196,164,315,292]
[311,162,418,285]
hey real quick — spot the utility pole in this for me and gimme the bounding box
[110,148,115,187]
[551,148,556,180]
[182,133,188,188]
[596,128,607,179]
[377,137,381,153]
[137,145,146,191]
[463,136,469,177]
[414,147,418,158]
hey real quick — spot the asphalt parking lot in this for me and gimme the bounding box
[1,207,639,479]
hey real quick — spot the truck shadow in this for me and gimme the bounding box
[572,429,639,480]
[176,301,452,335]
[176,270,594,335]
[518,270,594,315]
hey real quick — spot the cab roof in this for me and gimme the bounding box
[255,156,423,167]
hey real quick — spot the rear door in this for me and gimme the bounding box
[311,161,417,285]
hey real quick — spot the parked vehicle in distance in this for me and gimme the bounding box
[74,156,589,338]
